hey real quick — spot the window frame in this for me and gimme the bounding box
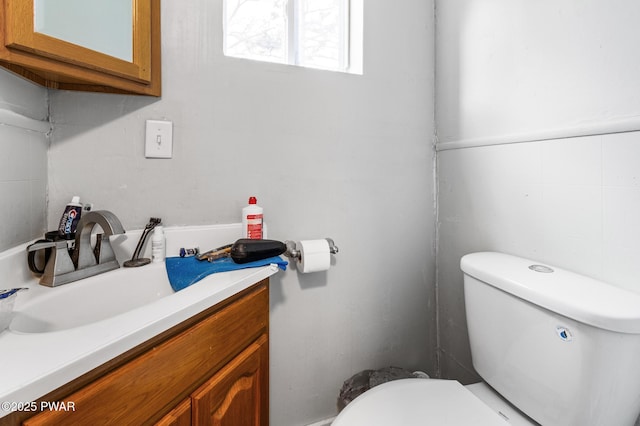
[223,0,362,74]
[289,0,350,71]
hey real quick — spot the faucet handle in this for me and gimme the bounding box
[27,240,57,252]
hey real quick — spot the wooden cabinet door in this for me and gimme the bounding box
[0,0,160,95]
[192,334,269,426]
[4,0,151,82]
[154,398,191,426]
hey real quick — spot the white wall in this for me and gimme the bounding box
[46,1,436,424]
[436,0,640,381]
[436,0,640,147]
[0,70,49,252]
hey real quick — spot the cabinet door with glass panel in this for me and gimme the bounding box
[0,0,160,96]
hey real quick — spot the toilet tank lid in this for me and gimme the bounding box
[461,252,640,334]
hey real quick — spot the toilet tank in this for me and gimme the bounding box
[461,252,640,426]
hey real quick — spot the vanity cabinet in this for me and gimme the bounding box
[16,280,269,426]
[0,0,161,96]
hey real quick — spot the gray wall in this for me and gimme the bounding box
[45,1,436,425]
[0,70,49,252]
[436,0,640,382]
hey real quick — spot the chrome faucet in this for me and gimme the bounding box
[27,210,126,287]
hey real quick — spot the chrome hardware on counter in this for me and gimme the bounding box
[26,210,126,287]
[284,238,339,262]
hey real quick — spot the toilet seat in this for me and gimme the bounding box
[332,379,508,426]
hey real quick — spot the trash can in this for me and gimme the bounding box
[337,366,429,411]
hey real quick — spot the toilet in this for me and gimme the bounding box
[333,252,640,426]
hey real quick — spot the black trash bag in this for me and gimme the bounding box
[337,366,426,412]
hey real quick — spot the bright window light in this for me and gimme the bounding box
[224,0,362,74]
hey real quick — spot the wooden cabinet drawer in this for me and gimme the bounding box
[24,282,268,426]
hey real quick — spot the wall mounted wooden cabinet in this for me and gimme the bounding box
[0,0,160,96]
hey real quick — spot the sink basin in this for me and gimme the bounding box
[10,263,174,333]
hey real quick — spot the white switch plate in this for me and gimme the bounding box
[145,120,173,158]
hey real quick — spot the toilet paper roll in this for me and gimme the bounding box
[297,239,331,273]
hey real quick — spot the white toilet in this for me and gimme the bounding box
[333,252,640,425]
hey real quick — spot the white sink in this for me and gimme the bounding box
[10,264,174,333]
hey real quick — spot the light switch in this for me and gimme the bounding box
[145,120,173,158]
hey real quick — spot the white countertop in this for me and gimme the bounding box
[0,223,281,418]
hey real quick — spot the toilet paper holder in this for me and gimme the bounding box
[284,238,339,262]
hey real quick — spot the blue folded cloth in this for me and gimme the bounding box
[165,255,287,292]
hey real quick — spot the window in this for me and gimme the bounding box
[223,0,362,74]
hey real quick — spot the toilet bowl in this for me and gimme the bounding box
[332,378,533,426]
